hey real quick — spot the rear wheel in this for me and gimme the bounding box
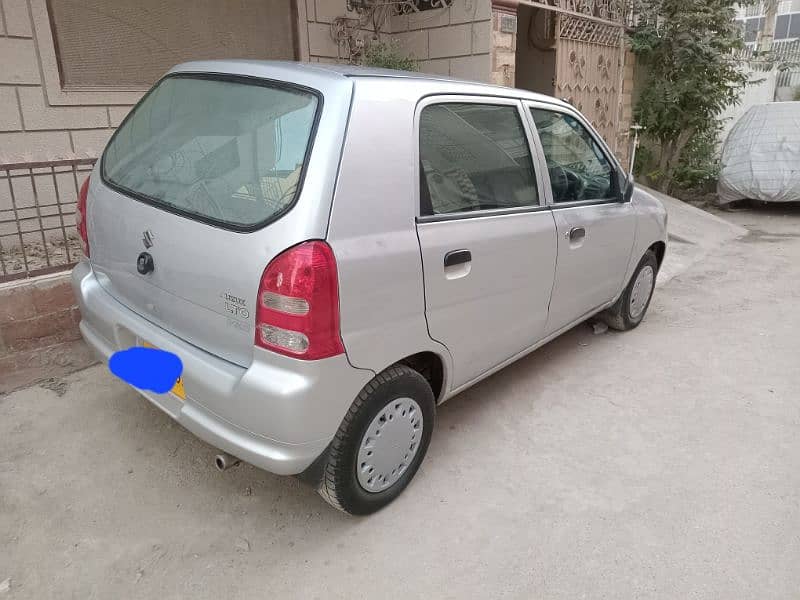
[317,364,435,515]
[600,250,658,331]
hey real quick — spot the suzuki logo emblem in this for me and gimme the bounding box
[142,230,154,249]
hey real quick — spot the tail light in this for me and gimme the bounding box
[255,240,344,360]
[76,176,90,257]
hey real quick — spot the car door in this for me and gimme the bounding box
[415,97,558,389]
[525,103,636,336]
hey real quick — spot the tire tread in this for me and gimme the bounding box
[600,249,658,331]
[317,364,422,514]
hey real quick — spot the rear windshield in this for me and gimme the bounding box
[102,74,319,229]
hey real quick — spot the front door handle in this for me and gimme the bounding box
[444,249,471,267]
[567,227,586,241]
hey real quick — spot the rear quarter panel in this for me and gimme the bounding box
[327,79,453,398]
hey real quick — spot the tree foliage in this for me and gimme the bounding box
[630,0,749,193]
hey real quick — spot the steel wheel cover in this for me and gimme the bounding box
[629,265,655,320]
[356,398,423,493]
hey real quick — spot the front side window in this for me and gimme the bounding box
[419,103,538,216]
[530,108,616,204]
[102,75,319,229]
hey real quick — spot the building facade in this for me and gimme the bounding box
[735,0,800,100]
[0,0,633,163]
[0,0,494,162]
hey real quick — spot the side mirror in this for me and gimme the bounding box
[623,175,634,202]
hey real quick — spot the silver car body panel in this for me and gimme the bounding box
[417,210,557,388]
[623,186,669,286]
[413,95,557,389]
[72,260,373,475]
[73,61,667,476]
[328,80,568,394]
[520,99,637,334]
[325,78,456,396]
[88,61,353,367]
[545,202,637,334]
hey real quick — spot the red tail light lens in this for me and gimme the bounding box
[255,240,344,360]
[76,176,90,257]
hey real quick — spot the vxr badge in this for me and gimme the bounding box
[142,230,155,249]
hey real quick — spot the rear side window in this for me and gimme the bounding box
[419,103,538,216]
[102,74,319,229]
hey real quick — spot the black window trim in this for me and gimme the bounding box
[99,71,324,234]
[524,101,627,210]
[415,95,544,221]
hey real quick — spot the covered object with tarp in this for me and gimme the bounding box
[718,102,800,204]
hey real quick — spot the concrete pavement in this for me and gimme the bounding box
[640,186,748,287]
[2,205,799,599]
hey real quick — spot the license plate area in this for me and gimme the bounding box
[141,341,186,400]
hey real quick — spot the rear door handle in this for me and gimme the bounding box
[567,227,586,241]
[444,249,471,267]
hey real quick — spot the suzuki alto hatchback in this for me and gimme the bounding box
[72,61,667,515]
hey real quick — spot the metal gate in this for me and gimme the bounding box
[516,0,627,155]
[554,11,624,151]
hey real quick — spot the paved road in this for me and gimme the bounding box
[2,205,799,599]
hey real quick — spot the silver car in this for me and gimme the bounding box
[72,61,667,515]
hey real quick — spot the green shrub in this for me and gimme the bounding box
[361,40,419,72]
[630,0,746,194]
[634,125,722,195]
[671,125,722,192]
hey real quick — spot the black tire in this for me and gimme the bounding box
[600,250,658,331]
[317,364,435,515]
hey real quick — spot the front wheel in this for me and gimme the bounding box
[317,364,435,515]
[600,250,658,331]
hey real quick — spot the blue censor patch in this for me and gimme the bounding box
[109,347,183,394]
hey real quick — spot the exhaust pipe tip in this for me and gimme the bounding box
[214,452,240,472]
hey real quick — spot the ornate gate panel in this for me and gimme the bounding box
[554,13,623,150]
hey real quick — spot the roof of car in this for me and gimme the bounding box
[169,60,571,109]
[301,62,571,106]
[302,62,462,79]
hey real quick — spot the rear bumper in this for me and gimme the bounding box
[71,260,372,476]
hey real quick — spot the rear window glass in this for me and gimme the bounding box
[102,75,319,229]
